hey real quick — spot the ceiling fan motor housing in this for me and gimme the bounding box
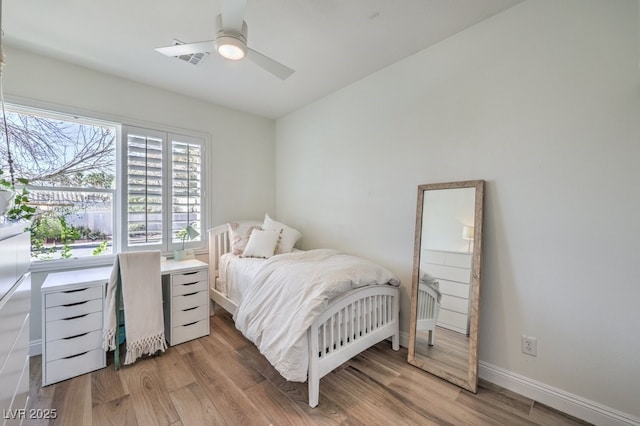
[215,14,248,60]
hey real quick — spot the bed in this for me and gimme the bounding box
[208,219,400,408]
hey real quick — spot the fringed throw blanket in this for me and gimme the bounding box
[103,251,167,365]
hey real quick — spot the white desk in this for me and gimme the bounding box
[41,259,209,385]
[40,259,208,290]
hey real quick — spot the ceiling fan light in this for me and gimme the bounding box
[216,35,246,60]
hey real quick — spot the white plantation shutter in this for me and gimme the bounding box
[171,137,202,244]
[122,126,205,252]
[125,129,164,246]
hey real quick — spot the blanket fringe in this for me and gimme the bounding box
[124,333,167,365]
[103,328,116,351]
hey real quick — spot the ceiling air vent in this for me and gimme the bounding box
[172,39,208,65]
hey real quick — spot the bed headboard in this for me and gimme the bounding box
[207,221,262,280]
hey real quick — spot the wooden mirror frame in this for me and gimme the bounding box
[407,179,484,392]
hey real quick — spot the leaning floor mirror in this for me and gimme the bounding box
[407,180,484,392]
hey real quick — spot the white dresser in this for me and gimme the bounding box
[0,225,31,425]
[421,249,473,334]
[41,267,109,386]
[161,260,209,346]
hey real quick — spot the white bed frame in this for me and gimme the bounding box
[416,282,441,346]
[208,222,400,408]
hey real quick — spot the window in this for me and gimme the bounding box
[2,104,206,261]
[170,135,203,246]
[122,126,204,252]
[125,128,164,247]
[2,105,117,261]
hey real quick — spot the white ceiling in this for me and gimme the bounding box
[4,0,522,119]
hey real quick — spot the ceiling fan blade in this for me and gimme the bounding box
[220,0,247,33]
[247,48,294,80]
[155,41,216,57]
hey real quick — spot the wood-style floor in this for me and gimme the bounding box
[415,326,470,383]
[29,311,591,426]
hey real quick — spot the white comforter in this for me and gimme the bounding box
[234,249,400,382]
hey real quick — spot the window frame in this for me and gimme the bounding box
[4,102,120,265]
[120,125,206,254]
[5,97,209,271]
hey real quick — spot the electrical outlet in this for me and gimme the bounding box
[522,335,537,356]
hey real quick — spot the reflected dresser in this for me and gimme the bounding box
[421,249,473,334]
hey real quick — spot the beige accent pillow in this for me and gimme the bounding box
[227,222,261,255]
[242,229,281,258]
[262,214,301,254]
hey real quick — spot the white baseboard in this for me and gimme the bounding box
[400,331,409,348]
[399,332,638,425]
[30,339,42,357]
[478,361,639,426]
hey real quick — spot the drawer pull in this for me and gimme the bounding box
[182,292,198,297]
[63,300,89,307]
[63,332,89,340]
[183,321,198,327]
[183,306,198,312]
[63,313,89,321]
[182,281,198,286]
[183,271,199,275]
[63,288,89,293]
[63,351,89,359]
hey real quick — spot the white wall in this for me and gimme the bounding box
[276,0,640,420]
[3,46,276,344]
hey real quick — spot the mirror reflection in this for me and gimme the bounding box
[408,180,484,393]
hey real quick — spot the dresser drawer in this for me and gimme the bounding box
[172,269,208,286]
[45,285,103,308]
[0,276,30,377]
[46,329,103,361]
[173,304,208,327]
[440,295,470,315]
[0,316,29,407]
[172,279,208,296]
[7,356,29,426]
[438,280,470,299]
[45,311,102,341]
[45,348,104,385]
[438,309,469,333]
[171,318,209,345]
[172,290,207,312]
[45,298,102,322]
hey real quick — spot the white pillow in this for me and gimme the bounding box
[262,214,302,254]
[227,222,261,255]
[242,229,281,258]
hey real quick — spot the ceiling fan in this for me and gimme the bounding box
[155,0,294,80]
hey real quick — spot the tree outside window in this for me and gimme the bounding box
[1,106,117,260]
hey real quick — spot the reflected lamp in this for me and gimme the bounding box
[462,225,474,253]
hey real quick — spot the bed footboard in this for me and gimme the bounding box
[307,285,400,408]
[416,282,441,346]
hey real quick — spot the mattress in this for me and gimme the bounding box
[217,253,265,304]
